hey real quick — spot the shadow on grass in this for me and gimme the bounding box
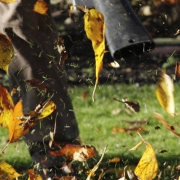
[7,153,180,180]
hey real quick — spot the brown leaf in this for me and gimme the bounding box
[174,61,180,80]
[49,144,97,162]
[26,79,49,90]
[154,113,180,138]
[33,0,48,15]
[112,126,145,134]
[122,120,147,125]
[28,169,42,180]
[0,85,14,128]
[114,98,140,113]
[0,33,14,73]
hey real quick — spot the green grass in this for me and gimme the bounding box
[1,83,180,179]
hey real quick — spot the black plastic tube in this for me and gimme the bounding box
[93,0,155,59]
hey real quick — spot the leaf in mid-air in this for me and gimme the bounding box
[84,9,105,101]
[0,85,14,128]
[8,100,56,143]
[0,161,21,180]
[134,142,158,180]
[33,0,48,15]
[155,71,175,116]
[0,33,14,73]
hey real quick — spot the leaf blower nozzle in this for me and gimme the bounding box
[92,0,155,59]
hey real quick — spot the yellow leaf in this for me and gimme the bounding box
[33,0,48,15]
[84,8,105,101]
[155,71,174,116]
[8,100,56,143]
[37,100,56,120]
[0,33,14,73]
[0,85,14,128]
[134,142,158,180]
[0,161,21,180]
[0,0,16,3]
[8,101,27,143]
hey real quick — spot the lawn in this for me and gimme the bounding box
[1,83,180,179]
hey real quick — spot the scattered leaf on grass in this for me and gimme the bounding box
[114,98,140,113]
[0,161,21,180]
[134,142,158,180]
[155,71,175,116]
[33,0,48,15]
[0,33,14,73]
[112,126,145,134]
[154,113,180,138]
[122,120,147,125]
[0,85,14,128]
[49,144,97,162]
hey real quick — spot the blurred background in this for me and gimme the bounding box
[50,0,180,85]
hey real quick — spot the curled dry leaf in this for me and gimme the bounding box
[155,71,175,116]
[33,0,48,15]
[49,144,97,162]
[28,169,42,180]
[114,98,140,113]
[154,113,180,138]
[0,161,21,179]
[134,142,158,180]
[0,33,14,73]
[0,85,14,128]
[0,0,16,3]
